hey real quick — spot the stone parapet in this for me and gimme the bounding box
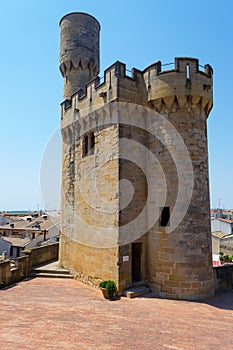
[0,243,59,288]
[143,57,213,116]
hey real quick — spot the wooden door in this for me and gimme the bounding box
[132,243,142,282]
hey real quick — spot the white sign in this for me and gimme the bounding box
[123,255,129,262]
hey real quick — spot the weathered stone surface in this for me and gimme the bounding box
[60,12,100,100]
[59,12,214,300]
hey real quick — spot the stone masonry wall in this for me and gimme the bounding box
[60,124,120,287]
[147,108,214,300]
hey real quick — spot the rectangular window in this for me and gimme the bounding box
[82,134,88,157]
[159,207,170,227]
[82,132,95,157]
[186,63,190,79]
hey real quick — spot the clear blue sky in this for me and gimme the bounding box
[0,0,232,210]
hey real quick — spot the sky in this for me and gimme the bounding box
[0,0,232,211]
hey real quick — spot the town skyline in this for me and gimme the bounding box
[0,0,233,210]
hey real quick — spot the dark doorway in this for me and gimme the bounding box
[132,243,142,282]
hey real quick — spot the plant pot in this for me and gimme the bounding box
[100,287,109,299]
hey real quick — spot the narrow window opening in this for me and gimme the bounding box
[90,87,92,102]
[109,71,112,89]
[82,132,95,157]
[148,70,151,89]
[159,207,170,227]
[186,64,190,79]
[82,134,88,157]
[89,132,95,154]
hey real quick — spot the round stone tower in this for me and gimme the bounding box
[59,12,100,100]
[144,57,215,300]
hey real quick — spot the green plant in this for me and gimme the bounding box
[223,255,229,262]
[99,281,108,288]
[106,280,117,298]
[219,251,224,261]
[99,280,117,298]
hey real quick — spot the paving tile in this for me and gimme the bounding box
[0,278,233,349]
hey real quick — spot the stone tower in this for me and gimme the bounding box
[59,13,100,100]
[59,12,215,300]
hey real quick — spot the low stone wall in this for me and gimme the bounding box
[23,243,59,271]
[1,248,233,297]
[214,264,233,291]
[10,256,29,284]
[0,243,59,288]
[0,260,12,286]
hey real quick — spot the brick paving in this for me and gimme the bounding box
[0,277,233,350]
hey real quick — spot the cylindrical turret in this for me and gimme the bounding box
[144,57,215,300]
[59,12,100,100]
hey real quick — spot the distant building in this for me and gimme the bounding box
[0,237,11,257]
[211,218,233,235]
[211,216,233,260]
[210,209,218,219]
[211,208,233,220]
[212,231,226,255]
[0,213,60,258]
[220,234,233,255]
[0,215,13,226]
[0,237,31,258]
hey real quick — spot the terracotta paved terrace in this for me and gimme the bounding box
[0,277,233,349]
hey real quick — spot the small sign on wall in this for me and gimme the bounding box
[123,255,129,262]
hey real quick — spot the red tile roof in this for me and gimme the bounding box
[2,236,31,247]
[217,218,233,224]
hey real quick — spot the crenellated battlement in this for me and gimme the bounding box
[143,57,213,115]
[61,57,213,129]
[142,57,213,79]
[61,61,147,127]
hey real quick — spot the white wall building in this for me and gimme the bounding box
[0,237,11,257]
[211,218,233,235]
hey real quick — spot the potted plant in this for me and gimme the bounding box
[223,254,230,263]
[219,251,224,262]
[99,281,108,299]
[106,280,117,298]
[99,280,117,299]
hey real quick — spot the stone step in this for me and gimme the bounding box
[124,286,150,298]
[32,268,71,275]
[30,271,73,279]
[30,260,73,279]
